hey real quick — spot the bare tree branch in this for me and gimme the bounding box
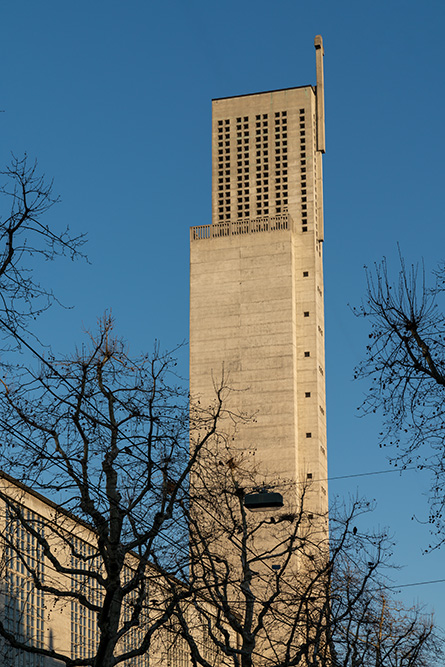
[0,315,236,666]
[355,254,445,546]
[173,441,441,667]
[0,154,86,346]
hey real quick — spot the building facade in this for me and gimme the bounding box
[190,36,327,519]
[0,473,186,667]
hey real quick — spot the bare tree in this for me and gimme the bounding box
[354,256,445,544]
[331,585,440,667]
[329,515,441,667]
[0,315,226,666]
[172,445,441,667]
[0,315,440,666]
[0,153,85,344]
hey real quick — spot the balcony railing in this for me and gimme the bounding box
[190,213,292,241]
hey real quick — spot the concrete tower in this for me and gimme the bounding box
[190,37,327,517]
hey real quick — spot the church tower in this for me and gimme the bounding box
[190,37,327,518]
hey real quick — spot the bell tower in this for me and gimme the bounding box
[190,37,327,518]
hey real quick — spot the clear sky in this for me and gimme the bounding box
[2,0,445,634]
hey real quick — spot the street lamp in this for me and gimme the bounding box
[243,489,284,512]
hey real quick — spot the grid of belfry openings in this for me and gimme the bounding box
[300,108,308,231]
[217,109,303,222]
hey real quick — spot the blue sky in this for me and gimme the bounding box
[2,0,445,631]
